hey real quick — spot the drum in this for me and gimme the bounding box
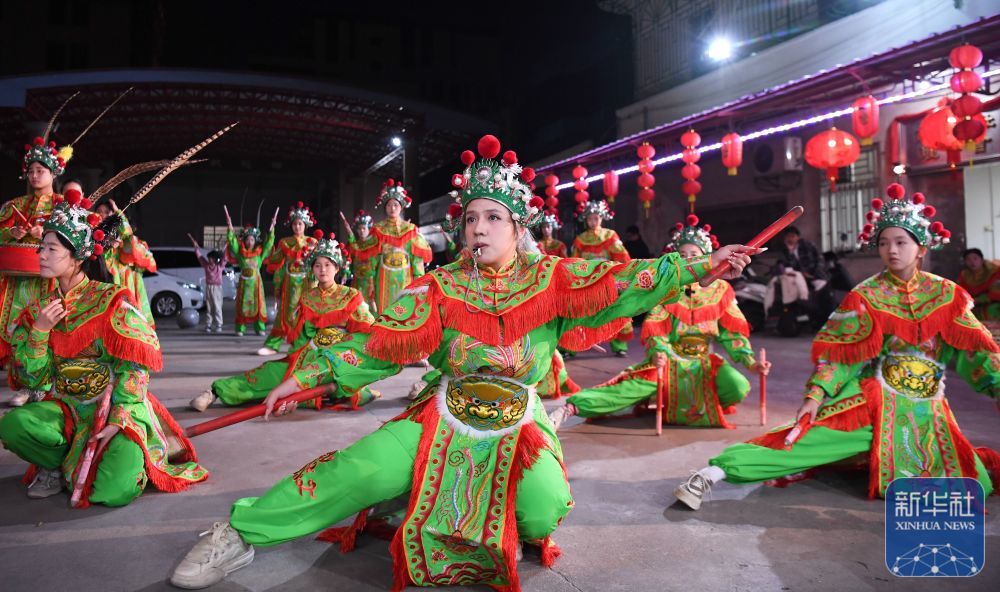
[0,244,41,276]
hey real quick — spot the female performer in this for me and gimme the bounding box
[370,179,432,314]
[339,209,379,312]
[259,202,318,355]
[225,207,277,337]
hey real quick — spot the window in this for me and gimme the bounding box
[819,144,880,253]
[202,226,229,252]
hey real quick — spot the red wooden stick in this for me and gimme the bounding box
[783,414,813,450]
[759,348,767,426]
[656,366,665,436]
[699,206,804,287]
[184,385,334,438]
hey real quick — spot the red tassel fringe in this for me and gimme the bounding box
[540,536,562,568]
[975,447,1000,494]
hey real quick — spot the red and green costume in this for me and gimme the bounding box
[571,227,633,353]
[539,237,568,258]
[710,270,1000,497]
[226,251,712,591]
[569,281,754,426]
[346,233,380,312]
[371,219,432,314]
[0,193,58,366]
[103,216,157,325]
[958,260,1000,322]
[0,278,207,507]
[212,284,379,410]
[228,229,276,334]
[263,234,318,349]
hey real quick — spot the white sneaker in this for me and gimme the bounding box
[674,472,713,511]
[256,347,278,356]
[170,522,254,589]
[235,331,244,337]
[547,405,575,432]
[255,329,265,336]
[190,390,217,412]
[407,380,428,401]
[27,468,64,499]
[204,327,213,333]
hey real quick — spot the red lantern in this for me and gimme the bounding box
[636,142,656,217]
[805,127,861,192]
[917,102,986,168]
[851,96,879,146]
[679,129,701,212]
[948,43,985,153]
[603,170,619,204]
[720,132,742,176]
[949,43,983,69]
[544,173,560,210]
[572,164,589,207]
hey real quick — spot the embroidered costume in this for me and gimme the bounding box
[0,194,207,507]
[204,135,714,591]
[228,225,275,335]
[571,200,633,354]
[371,180,433,314]
[958,259,1000,322]
[262,202,318,350]
[345,210,379,312]
[682,185,999,505]
[103,214,157,324]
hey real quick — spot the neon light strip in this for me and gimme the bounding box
[553,68,1000,190]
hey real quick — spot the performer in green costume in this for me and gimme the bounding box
[224,206,277,337]
[339,209,380,313]
[549,214,769,429]
[96,199,158,325]
[674,184,1000,510]
[189,234,378,412]
[259,202,318,355]
[371,179,432,315]
[571,199,633,356]
[0,191,207,507]
[170,134,756,590]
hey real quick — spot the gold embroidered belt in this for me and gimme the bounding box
[442,374,532,434]
[672,334,710,358]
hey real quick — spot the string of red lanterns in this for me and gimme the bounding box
[572,164,590,217]
[636,142,656,217]
[543,173,560,214]
[680,130,702,213]
[949,43,985,152]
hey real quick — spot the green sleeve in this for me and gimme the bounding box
[645,335,672,357]
[226,230,240,262]
[118,216,134,241]
[0,201,21,244]
[11,326,55,390]
[804,360,865,402]
[716,326,756,369]
[290,319,316,351]
[290,332,401,398]
[948,345,1000,399]
[562,253,711,333]
[260,231,276,261]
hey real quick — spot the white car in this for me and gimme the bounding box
[149,246,238,300]
[143,270,204,318]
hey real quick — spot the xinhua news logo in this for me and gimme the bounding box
[885,477,985,577]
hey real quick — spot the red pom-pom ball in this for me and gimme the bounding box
[686,214,699,226]
[702,224,711,232]
[65,189,82,206]
[48,141,56,148]
[941,229,952,239]
[297,201,304,208]
[313,229,324,239]
[521,167,536,183]
[477,135,501,159]
[93,230,105,242]
[448,203,463,218]
[886,183,905,199]
[33,137,44,146]
[930,221,944,233]
[529,196,544,209]
[93,244,104,256]
[385,178,395,187]
[871,198,884,210]
[674,222,684,231]
[911,193,925,205]
[87,213,100,226]
[23,144,31,151]
[502,150,517,166]
[80,198,92,209]
[460,150,475,166]
[863,224,874,233]
[922,205,936,217]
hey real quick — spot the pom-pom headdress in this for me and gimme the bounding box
[576,199,615,223]
[857,183,950,251]
[44,189,106,260]
[287,201,316,227]
[540,212,563,231]
[664,214,718,255]
[375,179,412,210]
[442,134,544,231]
[353,209,373,230]
[305,230,349,271]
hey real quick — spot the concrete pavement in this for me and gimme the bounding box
[0,318,997,591]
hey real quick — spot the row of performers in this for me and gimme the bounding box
[0,133,997,592]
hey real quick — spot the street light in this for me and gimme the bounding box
[706,37,734,62]
[391,136,402,147]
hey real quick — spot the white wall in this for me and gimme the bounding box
[964,161,1000,259]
